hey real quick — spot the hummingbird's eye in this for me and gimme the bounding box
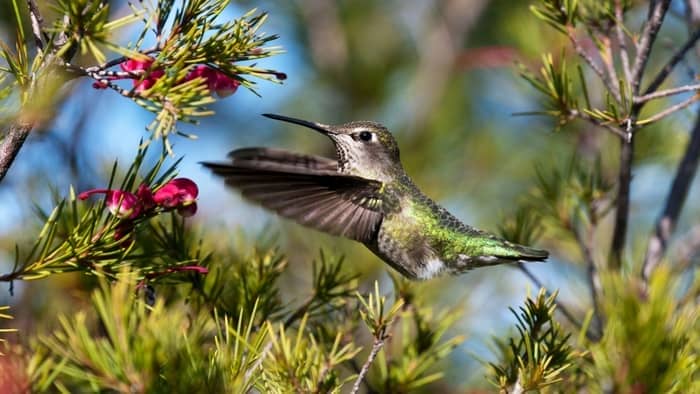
[358,131,373,141]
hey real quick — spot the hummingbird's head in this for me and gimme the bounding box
[263,114,402,181]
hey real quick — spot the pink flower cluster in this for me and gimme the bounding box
[79,178,199,220]
[80,178,208,282]
[93,57,241,97]
[186,64,240,97]
[118,58,165,92]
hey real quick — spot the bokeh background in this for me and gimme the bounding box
[1,0,699,389]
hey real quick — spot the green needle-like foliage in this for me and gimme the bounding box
[1,143,191,283]
[1,0,285,153]
[51,0,143,63]
[2,1,700,391]
[586,267,700,393]
[357,281,404,339]
[261,315,360,393]
[490,289,577,393]
[532,154,613,235]
[197,246,287,323]
[0,306,17,355]
[499,204,546,248]
[373,306,464,392]
[28,271,267,392]
[363,280,465,393]
[530,0,580,33]
[520,54,579,128]
[135,6,284,147]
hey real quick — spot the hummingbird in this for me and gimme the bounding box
[202,114,548,280]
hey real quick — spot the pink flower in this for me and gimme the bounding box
[153,178,199,208]
[78,178,200,248]
[78,189,142,219]
[137,183,156,211]
[120,58,152,72]
[79,178,198,222]
[185,65,240,97]
[91,56,255,98]
[120,57,165,91]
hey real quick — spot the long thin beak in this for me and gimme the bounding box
[262,113,334,135]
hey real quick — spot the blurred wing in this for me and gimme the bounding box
[202,151,384,242]
[228,147,337,172]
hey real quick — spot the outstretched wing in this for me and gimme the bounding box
[228,147,337,172]
[202,148,385,242]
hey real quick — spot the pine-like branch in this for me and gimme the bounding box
[0,121,33,183]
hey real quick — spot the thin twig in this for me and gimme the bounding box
[26,0,46,52]
[82,47,161,73]
[610,0,672,269]
[351,335,386,394]
[643,27,700,96]
[567,27,621,103]
[516,264,600,341]
[609,129,634,269]
[574,226,602,336]
[0,121,34,183]
[642,106,700,281]
[637,94,700,126]
[76,68,145,79]
[76,67,136,98]
[53,14,74,60]
[630,0,672,95]
[568,109,628,139]
[615,0,632,83]
[351,290,406,394]
[601,36,621,100]
[635,83,700,103]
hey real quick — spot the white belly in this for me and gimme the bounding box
[415,257,446,280]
